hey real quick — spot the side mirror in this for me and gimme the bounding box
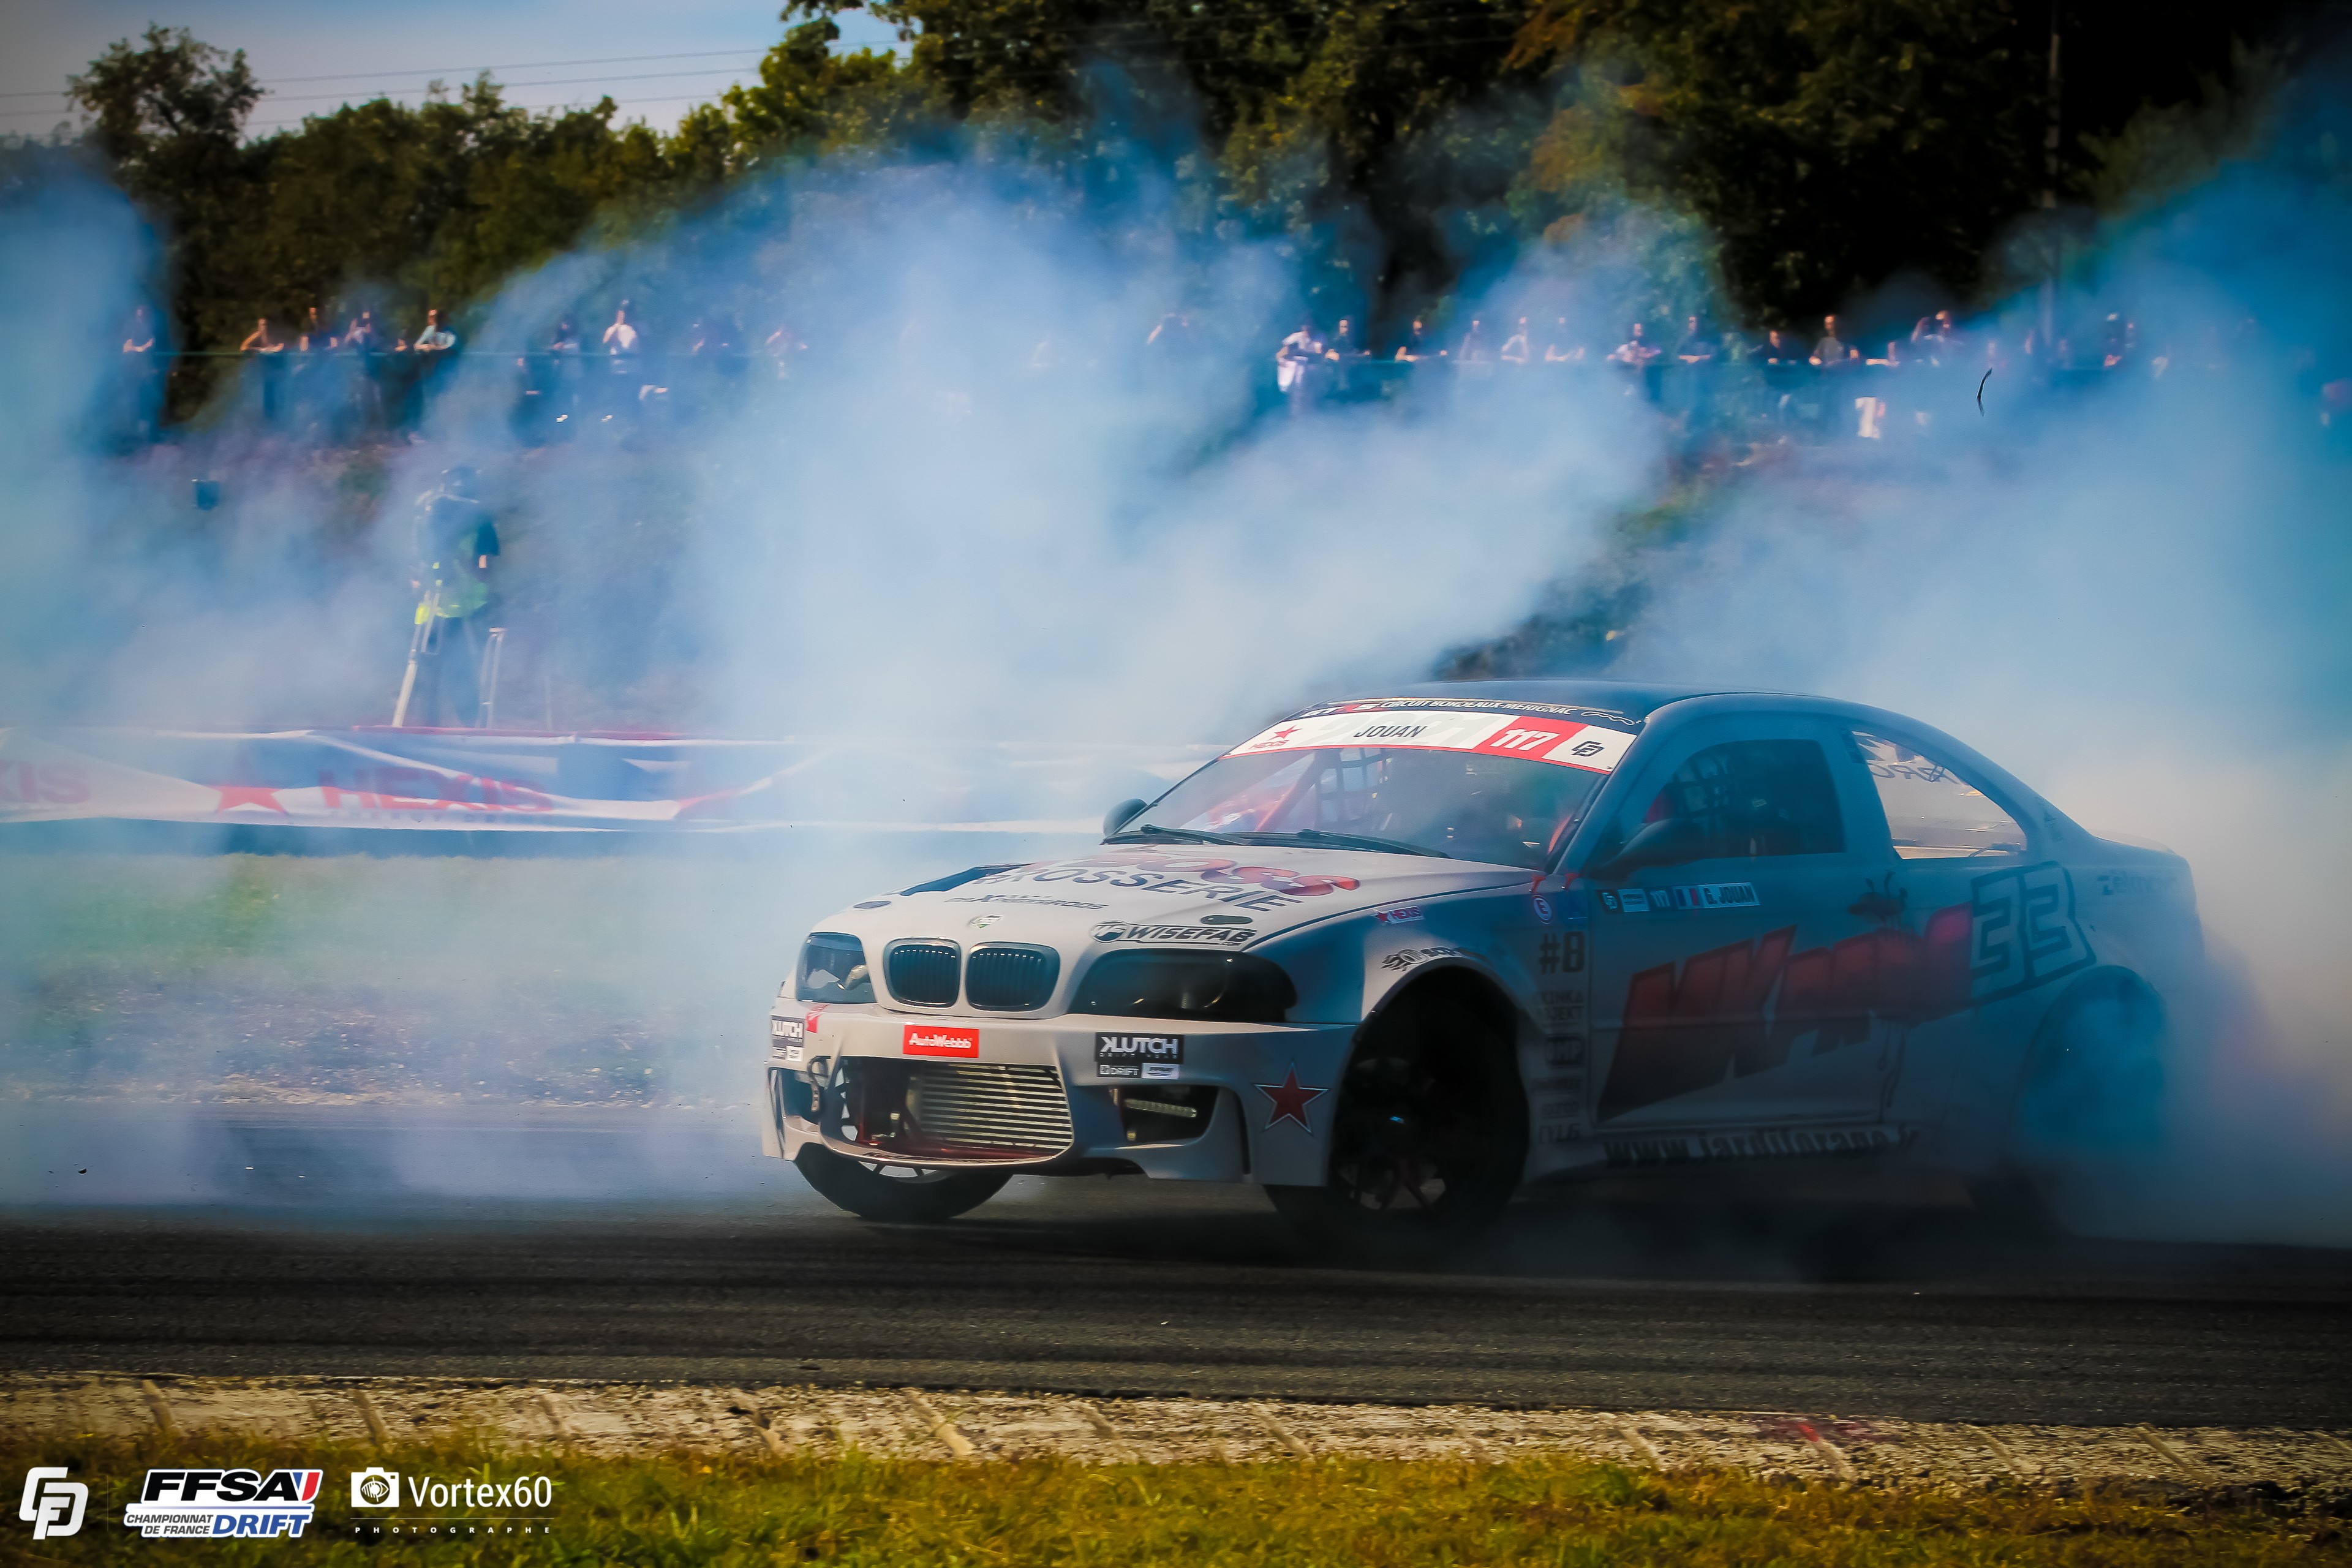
[1588,818,1703,880]
[1102,797,1148,837]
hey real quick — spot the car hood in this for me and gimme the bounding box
[816,843,1530,974]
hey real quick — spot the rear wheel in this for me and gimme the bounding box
[794,1145,1011,1223]
[2004,971,2166,1229]
[1267,986,1526,1267]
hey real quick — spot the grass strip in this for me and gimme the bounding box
[5,1432,2346,1567]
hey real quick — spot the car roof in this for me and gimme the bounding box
[1332,677,1771,728]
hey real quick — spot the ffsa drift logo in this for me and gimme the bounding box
[19,1468,88,1540]
[122,1468,323,1539]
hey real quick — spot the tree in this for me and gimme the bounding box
[1506,0,2046,323]
[67,26,264,371]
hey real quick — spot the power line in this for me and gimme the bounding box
[0,46,777,100]
[8,7,1537,127]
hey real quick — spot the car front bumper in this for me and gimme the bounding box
[761,1001,1356,1186]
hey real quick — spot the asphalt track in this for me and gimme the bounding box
[3,1110,2348,1428]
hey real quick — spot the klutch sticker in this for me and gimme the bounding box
[1096,1033,1184,1080]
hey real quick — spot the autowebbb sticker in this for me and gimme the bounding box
[1669,882,1759,910]
[341,1467,559,1540]
[122,1468,323,1539]
[1096,1032,1183,1080]
[20,1467,88,1540]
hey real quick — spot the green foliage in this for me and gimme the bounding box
[1508,0,2046,322]
[43,2,2297,375]
[7,1430,2346,1567]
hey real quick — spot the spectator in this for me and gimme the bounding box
[1324,316,1370,396]
[546,315,582,413]
[1810,314,1856,369]
[117,305,160,445]
[1543,318,1583,363]
[1392,318,1441,362]
[415,307,456,355]
[1499,317,1532,366]
[1607,322,1660,366]
[603,303,644,417]
[1145,311,1197,369]
[1609,321,1662,404]
[603,304,641,366]
[1457,317,1491,363]
[340,308,384,427]
[2100,312,2137,370]
[1674,315,1714,366]
[1672,314,1715,426]
[239,317,287,424]
[1275,318,1324,410]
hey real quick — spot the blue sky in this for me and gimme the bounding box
[0,0,901,138]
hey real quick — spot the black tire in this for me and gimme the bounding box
[1267,984,1526,1267]
[794,1145,1011,1224]
[2005,971,2166,1226]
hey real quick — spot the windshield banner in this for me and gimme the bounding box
[1230,710,1636,773]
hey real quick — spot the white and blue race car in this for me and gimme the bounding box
[762,680,2201,1261]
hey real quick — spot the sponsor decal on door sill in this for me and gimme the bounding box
[1601,1125,1917,1167]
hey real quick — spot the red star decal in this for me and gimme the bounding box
[1268,725,1299,742]
[1253,1064,1327,1130]
[213,784,288,815]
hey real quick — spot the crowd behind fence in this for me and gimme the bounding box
[107,298,2352,452]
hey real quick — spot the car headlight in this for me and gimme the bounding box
[1071,952,1295,1023]
[797,932,875,1004]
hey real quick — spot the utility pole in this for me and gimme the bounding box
[2040,0,2062,350]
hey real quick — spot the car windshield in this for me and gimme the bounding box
[1123,745,1609,870]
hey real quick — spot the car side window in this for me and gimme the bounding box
[1852,730,2027,859]
[1632,738,1846,861]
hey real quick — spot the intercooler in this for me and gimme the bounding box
[831,1058,1074,1160]
[905,1063,1072,1152]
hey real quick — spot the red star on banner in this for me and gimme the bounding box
[1268,725,1300,742]
[1254,1064,1327,1130]
[213,785,288,815]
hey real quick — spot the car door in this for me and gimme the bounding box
[1841,725,2092,1128]
[1583,711,1895,1133]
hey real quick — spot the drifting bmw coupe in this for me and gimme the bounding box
[761,679,2198,1261]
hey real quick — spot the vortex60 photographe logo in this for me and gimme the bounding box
[18,1468,88,1540]
[341,1468,562,1539]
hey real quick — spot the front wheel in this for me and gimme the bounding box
[794,1145,1011,1223]
[1267,985,1526,1267]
